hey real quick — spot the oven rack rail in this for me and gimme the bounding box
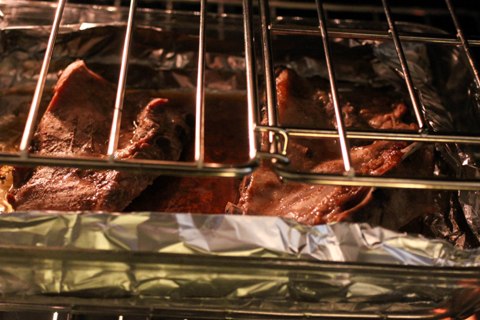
[0,0,479,191]
[0,302,470,320]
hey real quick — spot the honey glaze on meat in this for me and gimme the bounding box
[228,68,423,225]
[8,61,190,211]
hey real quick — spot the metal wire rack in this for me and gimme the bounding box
[1,1,480,320]
[0,0,479,191]
[253,0,480,191]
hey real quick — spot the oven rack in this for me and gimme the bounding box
[0,0,479,191]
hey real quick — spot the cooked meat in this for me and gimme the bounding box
[8,61,189,211]
[273,68,416,171]
[231,141,408,225]
[128,176,242,213]
[275,67,416,131]
[127,91,249,214]
[228,68,420,225]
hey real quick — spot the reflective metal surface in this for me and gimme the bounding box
[0,212,478,318]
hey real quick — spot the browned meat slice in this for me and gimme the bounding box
[231,141,408,224]
[128,176,242,213]
[275,67,416,131]
[228,68,418,225]
[8,61,189,211]
[127,92,249,214]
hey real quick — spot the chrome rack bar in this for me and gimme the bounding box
[270,1,471,16]
[107,0,137,159]
[242,0,259,161]
[270,25,480,47]
[255,125,480,145]
[444,0,480,89]
[135,0,473,18]
[315,0,352,174]
[276,167,480,191]
[194,0,207,167]
[381,0,426,131]
[217,2,225,15]
[18,0,67,157]
[0,153,253,177]
[258,0,279,153]
[166,0,173,11]
[218,0,225,40]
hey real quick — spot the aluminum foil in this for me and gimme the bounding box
[0,1,480,317]
[1,211,479,265]
[0,211,479,317]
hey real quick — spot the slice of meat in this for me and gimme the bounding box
[231,141,408,225]
[127,91,249,214]
[274,68,416,171]
[228,68,420,225]
[8,61,189,211]
[127,176,242,213]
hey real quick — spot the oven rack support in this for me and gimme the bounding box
[0,0,480,191]
[0,303,468,320]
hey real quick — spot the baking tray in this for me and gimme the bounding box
[0,211,479,319]
[0,1,480,318]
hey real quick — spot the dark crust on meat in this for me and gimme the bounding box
[8,61,189,211]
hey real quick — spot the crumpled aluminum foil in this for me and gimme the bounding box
[0,211,479,317]
[0,1,480,317]
[1,212,478,266]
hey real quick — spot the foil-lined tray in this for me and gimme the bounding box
[0,211,479,318]
[0,1,480,318]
